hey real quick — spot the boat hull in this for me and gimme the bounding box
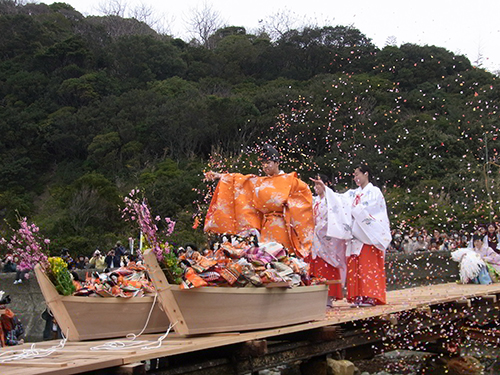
[143,250,329,336]
[34,265,170,341]
[169,284,328,335]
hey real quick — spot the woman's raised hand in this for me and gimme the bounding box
[204,171,222,181]
[309,177,326,197]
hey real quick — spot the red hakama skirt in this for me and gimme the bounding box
[346,244,386,305]
[307,256,343,300]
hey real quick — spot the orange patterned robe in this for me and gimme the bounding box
[204,172,314,258]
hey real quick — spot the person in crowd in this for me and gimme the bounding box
[460,232,470,248]
[114,241,126,258]
[472,233,500,281]
[74,255,87,269]
[41,307,62,341]
[429,239,439,251]
[88,249,106,271]
[2,255,17,273]
[12,253,29,284]
[60,249,75,270]
[105,248,121,270]
[439,233,450,251]
[420,228,431,248]
[0,296,24,346]
[402,234,415,254]
[13,268,28,284]
[126,253,139,267]
[308,174,345,306]
[204,144,313,259]
[311,163,391,307]
[414,235,428,251]
[484,223,500,254]
[388,232,403,252]
[120,251,131,267]
[451,240,492,285]
[432,230,443,249]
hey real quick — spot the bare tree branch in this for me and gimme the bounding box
[474,41,484,67]
[258,8,300,41]
[97,0,127,17]
[385,35,398,47]
[185,1,224,48]
[131,2,173,35]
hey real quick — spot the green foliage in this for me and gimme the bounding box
[48,257,76,295]
[1,2,499,246]
[161,251,183,284]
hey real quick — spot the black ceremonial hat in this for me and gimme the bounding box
[259,144,280,162]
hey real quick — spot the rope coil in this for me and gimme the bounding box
[0,293,177,362]
[0,331,68,363]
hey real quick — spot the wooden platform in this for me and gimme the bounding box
[1,282,500,375]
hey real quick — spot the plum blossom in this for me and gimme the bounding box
[122,189,176,261]
[0,217,50,272]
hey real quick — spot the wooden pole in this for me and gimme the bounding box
[143,250,189,335]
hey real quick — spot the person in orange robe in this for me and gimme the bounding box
[311,164,391,307]
[204,145,314,258]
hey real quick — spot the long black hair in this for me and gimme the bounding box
[259,144,280,162]
[356,163,378,187]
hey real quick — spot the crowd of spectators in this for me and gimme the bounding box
[0,241,137,283]
[57,241,135,272]
[388,224,500,254]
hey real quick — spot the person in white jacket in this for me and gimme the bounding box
[311,164,391,307]
[308,174,346,307]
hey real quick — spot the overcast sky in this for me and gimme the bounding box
[60,0,500,73]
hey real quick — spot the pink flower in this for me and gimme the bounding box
[1,218,50,272]
[122,190,176,261]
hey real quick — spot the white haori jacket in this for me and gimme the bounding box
[311,195,347,282]
[319,182,392,257]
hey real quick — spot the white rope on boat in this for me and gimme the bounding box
[89,293,179,351]
[126,292,158,341]
[142,321,178,350]
[0,330,68,363]
[89,321,178,351]
[0,293,177,362]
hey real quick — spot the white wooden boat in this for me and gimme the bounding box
[34,265,171,341]
[143,249,329,336]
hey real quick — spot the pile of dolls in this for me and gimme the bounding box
[72,263,155,298]
[68,233,316,296]
[176,234,312,289]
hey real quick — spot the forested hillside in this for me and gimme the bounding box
[1,1,499,254]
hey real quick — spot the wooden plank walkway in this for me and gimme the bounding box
[1,282,500,375]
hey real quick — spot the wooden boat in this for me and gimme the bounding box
[34,252,328,340]
[143,249,329,336]
[34,265,171,341]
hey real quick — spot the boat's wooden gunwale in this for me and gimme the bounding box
[170,284,327,295]
[57,295,158,303]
